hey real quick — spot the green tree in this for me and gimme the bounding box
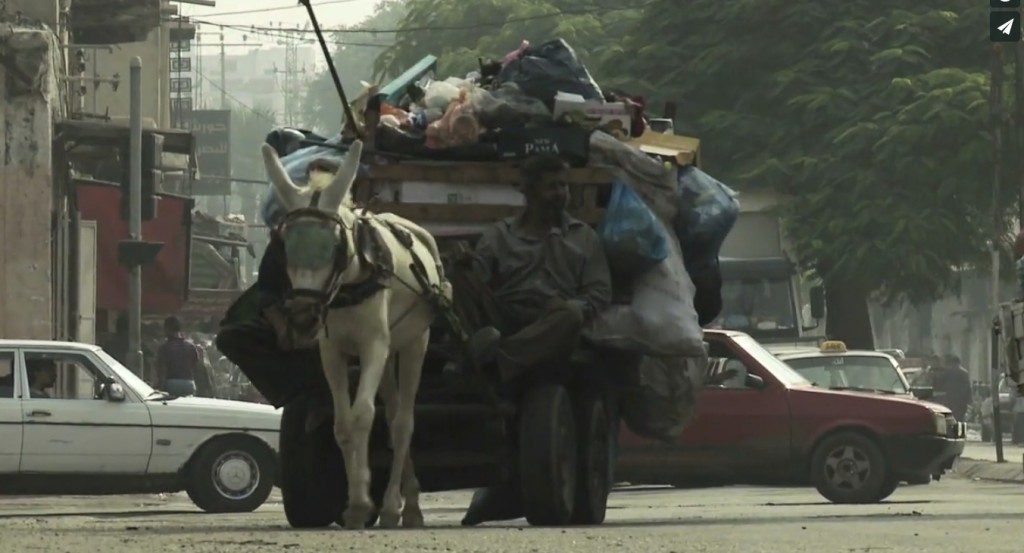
[616,0,1015,347]
[299,0,408,133]
[375,0,643,87]
[230,106,278,180]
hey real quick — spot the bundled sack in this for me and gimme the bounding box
[619,352,708,443]
[259,133,364,228]
[673,166,740,326]
[585,214,705,358]
[674,165,740,257]
[497,38,604,109]
[587,131,679,224]
[598,179,669,276]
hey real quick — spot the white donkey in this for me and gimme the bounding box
[261,139,451,529]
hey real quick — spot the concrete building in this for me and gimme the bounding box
[0,0,192,341]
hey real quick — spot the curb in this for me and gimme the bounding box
[954,456,1024,484]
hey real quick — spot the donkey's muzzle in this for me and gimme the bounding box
[283,298,323,338]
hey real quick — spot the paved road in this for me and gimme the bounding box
[1,477,1021,552]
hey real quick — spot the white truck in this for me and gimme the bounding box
[714,189,825,346]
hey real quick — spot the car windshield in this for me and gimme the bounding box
[784,354,909,395]
[715,277,797,333]
[93,348,159,399]
[731,334,811,386]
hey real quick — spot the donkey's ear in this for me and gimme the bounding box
[261,144,302,210]
[321,140,363,210]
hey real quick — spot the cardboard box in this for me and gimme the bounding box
[552,92,632,140]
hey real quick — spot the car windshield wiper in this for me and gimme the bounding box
[831,386,898,395]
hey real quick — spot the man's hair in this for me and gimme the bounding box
[164,316,182,333]
[26,358,56,372]
[520,154,568,190]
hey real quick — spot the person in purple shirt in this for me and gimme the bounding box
[156,316,200,397]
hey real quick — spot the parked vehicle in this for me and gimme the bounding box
[0,340,281,513]
[617,330,965,504]
[980,376,1014,442]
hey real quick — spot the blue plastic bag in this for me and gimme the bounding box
[598,179,670,275]
[673,165,739,255]
[259,133,369,227]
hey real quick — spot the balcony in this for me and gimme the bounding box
[69,0,168,45]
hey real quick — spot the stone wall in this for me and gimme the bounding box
[0,25,64,338]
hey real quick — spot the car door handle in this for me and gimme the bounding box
[27,410,51,417]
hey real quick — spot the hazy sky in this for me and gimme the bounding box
[180,0,382,54]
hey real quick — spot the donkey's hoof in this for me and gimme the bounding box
[401,506,425,528]
[378,510,401,529]
[342,503,374,530]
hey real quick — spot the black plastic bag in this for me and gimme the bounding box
[497,39,604,109]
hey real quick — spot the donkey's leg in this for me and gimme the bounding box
[376,355,403,528]
[343,334,391,529]
[319,339,358,523]
[392,332,428,528]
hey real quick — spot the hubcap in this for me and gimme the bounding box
[824,445,870,490]
[212,450,260,500]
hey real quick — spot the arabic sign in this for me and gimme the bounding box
[186,110,231,195]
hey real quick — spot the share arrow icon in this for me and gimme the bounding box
[992,12,1022,42]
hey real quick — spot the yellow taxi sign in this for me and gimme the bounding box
[820,340,848,353]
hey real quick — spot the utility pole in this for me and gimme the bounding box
[128,57,144,377]
[991,43,1007,461]
[267,24,308,126]
[193,32,260,109]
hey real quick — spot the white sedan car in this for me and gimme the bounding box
[0,340,281,513]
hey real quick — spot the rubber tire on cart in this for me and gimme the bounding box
[185,435,276,513]
[519,384,578,526]
[570,389,610,525]
[810,431,890,504]
[279,395,346,527]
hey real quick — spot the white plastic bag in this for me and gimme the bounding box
[585,215,704,357]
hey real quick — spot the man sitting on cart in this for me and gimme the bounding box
[451,153,613,526]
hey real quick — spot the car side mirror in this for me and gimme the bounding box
[105,382,126,402]
[911,386,933,400]
[745,373,767,390]
[809,286,826,320]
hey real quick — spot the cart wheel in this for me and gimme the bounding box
[281,395,382,528]
[571,390,610,525]
[519,385,578,526]
[279,395,345,528]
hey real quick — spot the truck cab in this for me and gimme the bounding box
[711,192,825,345]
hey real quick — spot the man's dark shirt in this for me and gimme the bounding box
[474,213,612,328]
[158,335,200,381]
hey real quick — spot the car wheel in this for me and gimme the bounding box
[877,478,899,502]
[810,431,889,504]
[186,435,276,513]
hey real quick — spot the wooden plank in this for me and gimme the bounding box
[361,163,615,185]
[367,202,606,225]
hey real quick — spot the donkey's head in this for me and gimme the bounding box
[261,139,363,337]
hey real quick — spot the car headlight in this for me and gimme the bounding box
[933,412,947,435]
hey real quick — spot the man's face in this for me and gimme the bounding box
[525,172,569,213]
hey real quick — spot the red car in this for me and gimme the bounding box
[616,330,966,504]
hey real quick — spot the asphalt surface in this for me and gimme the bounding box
[1,476,1021,552]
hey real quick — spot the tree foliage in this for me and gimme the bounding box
[376,0,643,86]
[299,0,408,133]
[614,1,1014,346]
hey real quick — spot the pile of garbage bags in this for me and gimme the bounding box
[363,38,641,163]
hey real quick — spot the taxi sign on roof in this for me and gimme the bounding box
[820,340,847,353]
